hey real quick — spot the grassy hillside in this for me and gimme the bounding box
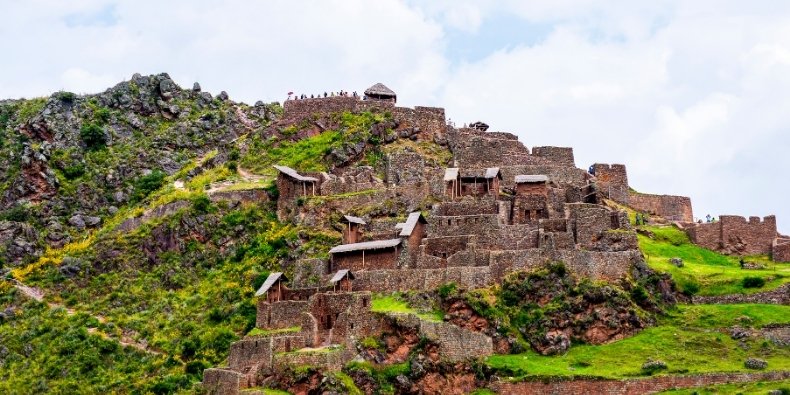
[486,304,790,379]
[638,225,789,296]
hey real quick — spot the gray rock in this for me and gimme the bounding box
[113,191,126,203]
[108,206,118,215]
[744,357,767,370]
[669,257,683,267]
[394,375,412,391]
[641,359,668,373]
[730,326,749,340]
[159,78,178,100]
[218,91,229,101]
[199,92,213,103]
[83,216,101,227]
[68,215,85,229]
[192,82,201,92]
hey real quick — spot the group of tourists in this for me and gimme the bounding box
[287,90,358,100]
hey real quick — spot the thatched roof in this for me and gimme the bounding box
[398,212,427,237]
[515,175,548,183]
[444,168,459,181]
[364,83,396,98]
[329,238,402,254]
[273,165,318,182]
[343,215,366,225]
[329,269,355,283]
[460,167,501,179]
[255,272,287,296]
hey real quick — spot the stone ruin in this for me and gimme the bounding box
[203,83,788,394]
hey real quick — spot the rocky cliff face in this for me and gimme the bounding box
[0,73,278,267]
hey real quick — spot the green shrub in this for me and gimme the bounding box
[630,285,649,304]
[227,148,240,161]
[679,279,701,296]
[191,195,212,214]
[131,170,166,202]
[80,123,106,150]
[1,204,30,222]
[56,91,76,103]
[184,360,209,378]
[94,108,111,125]
[742,276,765,289]
[438,282,457,299]
[62,164,85,180]
[226,161,238,172]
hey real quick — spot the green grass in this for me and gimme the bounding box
[638,225,789,296]
[247,326,301,337]
[658,378,790,394]
[371,294,443,322]
[486,303,790,380]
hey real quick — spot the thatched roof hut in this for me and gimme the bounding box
[364,83,397,103]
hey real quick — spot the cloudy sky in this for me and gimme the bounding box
[2,0,789,232]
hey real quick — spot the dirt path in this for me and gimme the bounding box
[10,279,161,355]
[206,166,267,194]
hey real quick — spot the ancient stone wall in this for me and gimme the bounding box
[567,203,614,248]
[532,146,575,167]
[686,215,778,256]
[428,214,500,238]
[352,267,492,292]
[272,347,356,372]
[499,165,589,189]
[490,371,790,395]
[385,152,425,185]
[422,235,472,260]
[433,198,498,216]
[203,368,244,395]
[389,314,493,362]
[692,283,790,305]
[773,238,790,262]
[319,168,384,196]
[391,106,447,141]
[228,337,274,371]
[208,189,270,204]
[628,192,693,222]
[512,195,548,225]
[593,163,629,204]
[281,96,359,123]
[257,300,308,329]
[330,247,400,272]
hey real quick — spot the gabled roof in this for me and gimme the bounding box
[329,238,402,254]
[273,165,318,182]
[485,167,501,179]
[255,272,287,296]
[399,212,427,237]
[515,175,549,183]
[364,83,396,97]
[460,167,501,179]
[444,168,459,181]
[343,215,366,225]
[329,269,355,283]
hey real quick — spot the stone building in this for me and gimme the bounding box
[341,215,365,244]
[512,175,549,225]
[443,167,501,198]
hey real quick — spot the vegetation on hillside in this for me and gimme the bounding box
[638,225,789,296]
[486,303,790,380]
